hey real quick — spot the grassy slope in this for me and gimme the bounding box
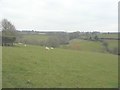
[2,45,118,88]
[97,33,119,49]
[105,40,118,48]
[61,39,105,53]
[97,33,118,38]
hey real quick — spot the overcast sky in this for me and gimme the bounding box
[0,0,119,32]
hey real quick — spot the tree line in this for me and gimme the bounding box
[1,19,119,55]
[0,19,80,47]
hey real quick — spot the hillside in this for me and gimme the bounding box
[97,33,119,39]
[61,39,105,53]
[2,45,118,88]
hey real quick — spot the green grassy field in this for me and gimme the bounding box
[105,40,118,48]
[61,39,105,53]
[2,45,118,88]
[97,33,118,38]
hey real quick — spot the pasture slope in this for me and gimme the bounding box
[2,45,118,88]
[97,33,118,39]
[61,39,119,55]
[61,39,105,52]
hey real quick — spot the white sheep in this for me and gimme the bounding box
[24,44,27,47]
[45,47,50,50]
[50,47,54,49]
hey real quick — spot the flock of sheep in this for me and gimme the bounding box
[16,43,54,50]
[45,46,54,50]
[17,43,27,47]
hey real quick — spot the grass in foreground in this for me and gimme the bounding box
[2,45,118,88]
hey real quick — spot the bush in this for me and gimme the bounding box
[102,41,109,52]
[94,35,99,41]
[111,47,120,55]
[2,36,16,46]
[45,33,69,47]
[46,36,60,48]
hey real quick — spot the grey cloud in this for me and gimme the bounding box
[0,0,118,32]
